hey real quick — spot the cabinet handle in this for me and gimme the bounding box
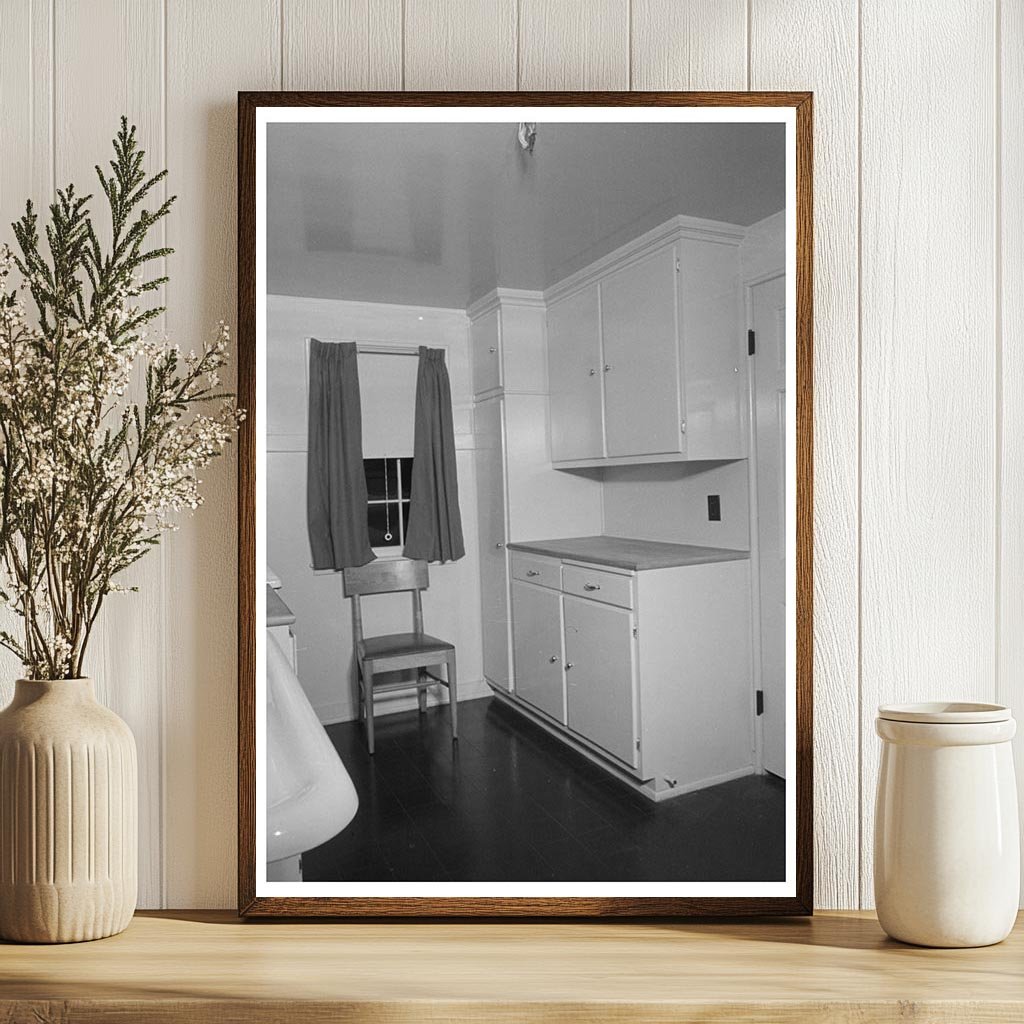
[489,346,496,353]
[549,655,558,663]
[588,368,596,376]
[583,583,601,592]
[526,569,540,577]
[604,364,611,372]
[495,542,504,549]
[565,662,574,670]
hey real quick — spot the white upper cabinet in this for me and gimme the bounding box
[546,284,604,462]
[471,307,502,397]
[545,217,745,466]
[469,290,548,399]
[601,247,683,457]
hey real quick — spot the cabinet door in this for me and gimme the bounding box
[475,398,510,690]
[471,307,502,397]
[511,582,565,722]
[563,596,637,766]
[546,285,604,461]
[600,246,683,457]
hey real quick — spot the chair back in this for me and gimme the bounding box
[342,558,429,597]
[342,559,429,641]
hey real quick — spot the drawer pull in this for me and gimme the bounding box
[565,662,574,670]
[489,346,496,353]
[583,583,601,592]
[549,655,558,663]
[495,542,504,549]
[526,570,540,577]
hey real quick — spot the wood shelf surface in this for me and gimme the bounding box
[2,910,1024,1022]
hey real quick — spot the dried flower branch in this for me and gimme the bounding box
[0,118,241,680]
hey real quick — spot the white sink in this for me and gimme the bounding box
[266,630,358,871]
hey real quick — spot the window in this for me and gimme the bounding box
[364,457,412,549]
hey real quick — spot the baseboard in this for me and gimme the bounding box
[489,685,756,803]
[315,677,490,727]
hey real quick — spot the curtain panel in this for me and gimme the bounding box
[306,339,375,570]
[404,347,465,563]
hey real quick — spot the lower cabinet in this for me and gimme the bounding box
[563,596,637,767]
[510,582,564,722]
[503,548,755,801]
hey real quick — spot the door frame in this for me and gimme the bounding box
[744,269,786,776]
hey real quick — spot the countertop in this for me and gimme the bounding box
[507,535,750,571]
[266,585,295,627]
[2,911,1022,1022]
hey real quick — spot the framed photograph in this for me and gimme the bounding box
[238,92,812,916]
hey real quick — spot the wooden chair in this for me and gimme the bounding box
[342,558,457,755]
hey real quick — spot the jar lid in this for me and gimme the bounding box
[877,701,1011,724]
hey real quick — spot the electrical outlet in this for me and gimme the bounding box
[707,494,721,521]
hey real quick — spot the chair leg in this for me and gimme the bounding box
[417,670,427,715]
[364,663,375,755]
[447,652,458,742]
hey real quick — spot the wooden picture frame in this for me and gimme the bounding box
[238,91,813,917]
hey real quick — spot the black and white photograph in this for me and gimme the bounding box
[244,99,807,909]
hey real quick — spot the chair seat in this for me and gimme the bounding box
[357,632,454,662]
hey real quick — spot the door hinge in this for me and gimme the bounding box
[756,689,764,716]
[674,255,680,273]
[636,739,641,751]
[747,329,756,356]
[632,626,638,639]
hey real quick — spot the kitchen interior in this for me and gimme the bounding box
[265,120,787,884]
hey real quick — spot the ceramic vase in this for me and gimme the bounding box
[874,702,1019,948]
[0,678,137,943]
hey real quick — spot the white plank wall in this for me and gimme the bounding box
[1001,0,1024,907]
[0,0,1019,910]
[749,0,861,912]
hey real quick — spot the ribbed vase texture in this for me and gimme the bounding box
[0,678,137,943]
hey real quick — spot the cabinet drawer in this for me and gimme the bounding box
[510,552,561,590]
[561,564,634,609]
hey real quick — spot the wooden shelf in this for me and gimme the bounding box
[2,910,1023,1022]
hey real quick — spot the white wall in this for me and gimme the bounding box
[0,0,1019,911]
[266,295,484,724]
[602,461,750,550]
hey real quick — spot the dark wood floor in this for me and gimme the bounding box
[302,695,786,883]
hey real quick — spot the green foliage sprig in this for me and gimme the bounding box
[0,118,241,679]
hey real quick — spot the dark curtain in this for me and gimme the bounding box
[404,347,465,563]
[306,339,375,570]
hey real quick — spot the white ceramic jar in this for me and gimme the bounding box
[874,702,1019,947]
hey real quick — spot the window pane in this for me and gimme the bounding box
[368,502,402,546]
[364,458,400,501]
[401,500,411,542]
[400,458,413,496]
[364,459,386,501]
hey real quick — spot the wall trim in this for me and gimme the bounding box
[544,214,746,305]
[467,287,547,321]
[268,292,469,322]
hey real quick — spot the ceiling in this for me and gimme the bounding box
[267,121,785,309]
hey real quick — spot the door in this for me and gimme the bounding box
[475,398,510,690]
[511,582,564,721]
[547,284,604,461]
[563,596,637,766]
[471,307,502,397]
[600,246,683,457]
[751,274,786,777]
